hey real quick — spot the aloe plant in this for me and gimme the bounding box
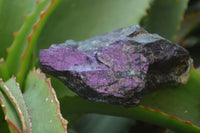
[0,0,200,132]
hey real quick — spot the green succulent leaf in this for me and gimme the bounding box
[0,91,21,133]
[17,0,62,87]
[142,0,189,41]
[0,0,62,86]
[0,0,36,58]
[75,114,134,133]
[60,69,200,133]
[23,69,68,133]
[176,11,200,47]
[141,68,200,128]
[0,78,31,133]
[1,0,51,80]
[0,68,68,133]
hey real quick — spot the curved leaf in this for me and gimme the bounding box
[23,69,68,133]
[0,91,21,133]
[0,78,31,132]
[176,11,200,47]
[141,68,200,127]
[17,0,62,87]
[0,0,51,80]
[60,68,200,133]
[74,114,134,133]
[0,0,62,84]
[0,68,68,132]
[0,0,35,58]
[142,0,188,41]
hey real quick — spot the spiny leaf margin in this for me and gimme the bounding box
[23,68,68,133]
[17,0,62,87]
[0,0,62,87]
[141,0,189,41]
[0,91,22,133]
[0,78,32,133]
[60,96,200,133]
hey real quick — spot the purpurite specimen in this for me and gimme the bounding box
[39,25,192,107]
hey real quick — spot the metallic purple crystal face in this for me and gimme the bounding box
[39,25,192,107]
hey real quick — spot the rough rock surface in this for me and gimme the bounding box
[39,25,192,107]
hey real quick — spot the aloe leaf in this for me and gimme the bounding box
[0,0,62,84]
[0,69,68,132]
[0,78,31,132]
[23,69,68,133]
[0,59,9,81]
[61,98,200,133]
[0,91,22,133]
[1,0,50,79]
[36,0,152,97]
[17,0,62,87]
[75,114,134,133]
[0,88,22,132]
[176,11,200,47]
[177,11,200,40]
[0,0,35,58]
[142,0,189,41]
[141,68,200,127]
[60,68,200,133]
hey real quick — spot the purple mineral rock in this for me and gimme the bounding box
[39,25,192,107]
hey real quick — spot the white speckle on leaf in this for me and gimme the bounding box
[51,99,53,103]
[45,98,48,102]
